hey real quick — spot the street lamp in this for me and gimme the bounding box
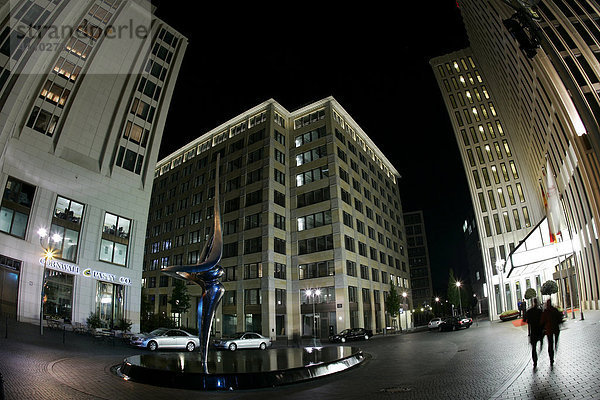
[496,258,506,314]
[38,228,61,336]
[402,292,408,332]
[305,288,321,346]
[456,281,463,316]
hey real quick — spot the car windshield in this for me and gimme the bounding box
[339,329,351,335]
[149,328,169,336]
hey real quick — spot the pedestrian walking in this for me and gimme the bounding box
[540,298,562,366]
[523,297,543,368]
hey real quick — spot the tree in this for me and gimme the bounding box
[447,269,473,315]
[541,280,558,296]
[385,283,402,317]
[169,279,191,319]
[524,288,537,300]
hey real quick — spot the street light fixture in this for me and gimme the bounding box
[305,288,321,346]
[456,281,463,316]
[38,228,61,336]
[402,291,408,332]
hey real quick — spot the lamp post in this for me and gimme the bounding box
[38,228,61,336]
[496,258,506,314]
[305,288,321,346]
[456,281,463,316]
[402,292,408,332]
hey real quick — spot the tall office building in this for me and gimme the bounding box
[403,211,434,310]
[0,0,187,332]
[144,97,411,341]
[431,0,600,319]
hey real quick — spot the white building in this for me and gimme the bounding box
[431,0,600,319]
[0,0,187,332]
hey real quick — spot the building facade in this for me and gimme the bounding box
[462,214,488,315]
[431,0,600,319]
[143,97,412,341]
[0,0,187,332]
[403,211,434,310]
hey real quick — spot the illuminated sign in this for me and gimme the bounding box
[39,258,132,285]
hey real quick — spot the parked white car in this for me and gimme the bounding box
[130,328,199,352]
[428,317,442,330]
[214,332,271,351]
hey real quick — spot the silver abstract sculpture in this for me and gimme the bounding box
[162,154,224,371]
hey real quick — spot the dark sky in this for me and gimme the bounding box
[151,2,471,295]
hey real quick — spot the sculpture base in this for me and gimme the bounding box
[116,346,364,390]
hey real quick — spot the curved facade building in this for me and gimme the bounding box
[0,0,187,332]
[431,0,600,319]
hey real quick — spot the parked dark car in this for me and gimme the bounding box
[329,328,373,343]
[438,317,463,332]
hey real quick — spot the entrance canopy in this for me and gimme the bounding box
[506,217,576,278]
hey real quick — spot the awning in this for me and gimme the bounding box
[506,217,576,278]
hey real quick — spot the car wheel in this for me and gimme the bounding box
[259,342,267,350]
[186,342,195,352]
[466,325,470,329]
[340,337,346,343]
[438,326,443,332]
[148,341,158,351]
[229,343,237,351]
[364,334,369,340]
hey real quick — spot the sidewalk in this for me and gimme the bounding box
[491,310,600,399]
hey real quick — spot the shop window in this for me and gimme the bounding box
[95,281,124,328]
[43,270,73,322]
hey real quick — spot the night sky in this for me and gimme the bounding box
[151,2,471,295]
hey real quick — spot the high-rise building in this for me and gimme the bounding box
[143,97,411,341]
[403,211,434,310]
[0,0,187,332]
[431,0,600,319]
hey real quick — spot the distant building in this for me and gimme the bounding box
[0,0,187,332]
[403,211,434,310]
[462,215,488,315]
[431,0,600,319]
[143,97,412,340]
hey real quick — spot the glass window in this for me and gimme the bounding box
[43,270,74,321]
[100,212,130,266]
[95,281,124,328]
[1,177,36,239]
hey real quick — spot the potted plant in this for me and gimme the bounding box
[86,312,103,331]
[499,310,520,321]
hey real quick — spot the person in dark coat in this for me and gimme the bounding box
[540,298,562,365]
[523,297,543,368]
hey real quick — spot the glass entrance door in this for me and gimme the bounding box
[96,281,124,328]
[0,266,19,319]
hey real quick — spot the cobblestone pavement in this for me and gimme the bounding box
[0,311,598,400]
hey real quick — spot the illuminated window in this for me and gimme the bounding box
[493,214,502,234]
[489,102,497,116]
[53,57,81,81]
[496,120,504,135]
[460,129,470,146]
[472,170,482,188]
[472,107,480,122]
[488,190,497,210]
[503,140,512,157]
[476,147,485,164]
[513,209,522,230]
[473,87,481,101]
[482,167,491,186]
[437,65,445,77]
[485,145,494,162]
[454,61,460,72]
[457,92,465,106]
[509,161,519,179]
[483,216,492,237]
[516,183,525,202]
[479,125,487,140]
[480,105,488,119]
[478,192,487,212]
[465,90,473,104]
[491,166,500,184]
[501,163,510,181]
[467,149,476,167]
[487,122,496,138]
[470,127,479,143]
[459,75,467,87]
[494,142,503,159]
[100,212,130,266]
[497,188,506,207]
[40,80,70,107]
[507,185,516,205]
[522,207,531,227]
